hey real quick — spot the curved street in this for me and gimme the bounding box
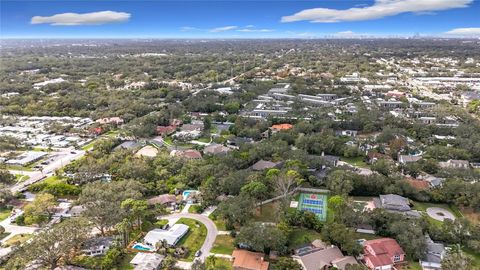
[162,212,218,263]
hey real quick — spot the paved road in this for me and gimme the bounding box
[162,212,218,262]
[9,149,85,193]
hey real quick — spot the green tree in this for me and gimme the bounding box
[7,218,91,270]
[23,193,56,225]
[78,180,143,235]
[235,223,288,254]
[326,170,354,196]
[274,257,302,270]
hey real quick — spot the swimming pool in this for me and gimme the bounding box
[132,243,153,251]
[182,190,198,201]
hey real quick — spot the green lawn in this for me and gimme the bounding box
[197,137,211,143]
[340,156,369,168]
[81,140,97,151]
[6,165,33,171]
[0,208,11,221]
[209,211,227,231]
[3,234,32,247]
[412,201,463,227]
[211,235,235,255]
[354,232,382,241]
[206,257,233,270]
[0,233,11,241]
[188,204,203,214]
[464,248,480,268]
[115,252,136,270]
[288,228,323,249]
[176,218,208,261]
[15,174,30,182]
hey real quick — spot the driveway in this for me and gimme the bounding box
[162,212,218,262]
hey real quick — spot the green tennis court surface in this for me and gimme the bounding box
[297,193,328,221]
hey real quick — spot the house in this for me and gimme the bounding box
[439,159,470,169]
[419,236,446,270]
[250,160,280,171]
[363,238,405,270]
[293,245,358,270]
[227,137,254,148]
[203,144,231,156]
[81,237,114,257]
[143,224,189,247]
[373,194,411,212]
[232,249,269,270]
[263,123,294,138]
[156,125,176,137]
[171,149,202,160]
[114,141,141,151]
[398,155,422,164]
[147,194,177,207]
[130,253,164,270]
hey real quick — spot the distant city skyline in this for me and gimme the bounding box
[1,0,480,39]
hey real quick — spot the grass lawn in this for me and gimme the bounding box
[188,204,203,214]
[197,137,211,143]
[15,174,30,182]
[288,228,323,249]
[176,218,208,261]
[206,257,233,270]
[412,201,463,227]
[115,252,136,270]
[0,233,11,241]
[211,235,235,255]
[3,234,32,247]
[209,212,227,231]
[42,175,64,185]
[81,140,97,151]
[0,208,11,221]
[354,232,382,241]
[253,201,280,223]
[6,165,33,171]
[340,156,369,168]
[464,248,480,268]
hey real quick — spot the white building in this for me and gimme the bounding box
[144,224,189,247]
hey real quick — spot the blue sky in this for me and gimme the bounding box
[1,0,480,38]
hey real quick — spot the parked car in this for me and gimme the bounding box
[195,250,202,257]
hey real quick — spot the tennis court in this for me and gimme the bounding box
[297,193,328,221]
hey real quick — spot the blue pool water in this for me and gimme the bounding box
[133,244,152,251]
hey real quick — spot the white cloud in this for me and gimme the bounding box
[210,26,238,32]
[336,30,355,35]
[31,11,130,26]
[444,27,480,36]
[281,0,472,23]
[180,26,199,32]
[237,28,274,33]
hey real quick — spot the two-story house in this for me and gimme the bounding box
[363,238,405,270]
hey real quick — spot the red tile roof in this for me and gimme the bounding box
[232,249,269,270]
[364,238,405,267]
[271,124,293,130]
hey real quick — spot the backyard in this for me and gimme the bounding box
[287,228,323,249]
[211,235,235,255]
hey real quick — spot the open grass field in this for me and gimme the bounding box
[0,208,11,221]
[464,248,480,268]
[211,235,235,254]
[3,234,32,247]
[176,218,208,261]
[206,257,233,270]
[340,156,369,168]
